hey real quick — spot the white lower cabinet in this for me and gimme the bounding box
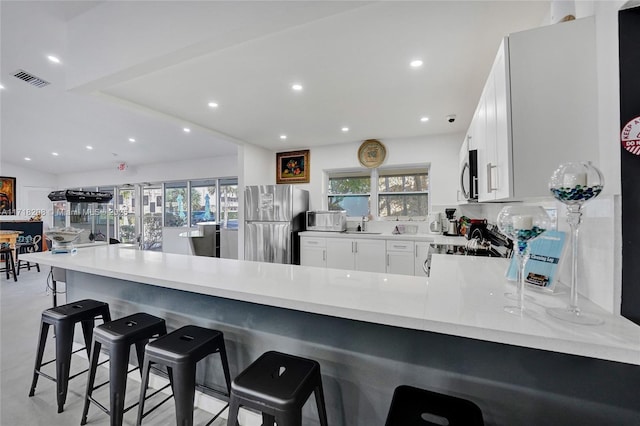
[414,241,431,277]
[386,240,415,275]
[301,235,432,276]
[300,237,326,268]
[326,238,386,273]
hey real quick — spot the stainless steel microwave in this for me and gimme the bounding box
[305,211,346,232]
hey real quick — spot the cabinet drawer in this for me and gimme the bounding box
[301,237,326,248]
[386,240,414,252]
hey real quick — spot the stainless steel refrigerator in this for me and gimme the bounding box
[244,185,309,264]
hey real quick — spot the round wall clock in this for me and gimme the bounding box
[358,139,387,168]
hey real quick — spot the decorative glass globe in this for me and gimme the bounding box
[497,205,551,316]
[549,162,604,206]
[547,161,605,325]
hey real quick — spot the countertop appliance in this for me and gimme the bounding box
[244,185,309,264]
[306,211,346,232]
[460,138,478,202]
[444,208,459,236]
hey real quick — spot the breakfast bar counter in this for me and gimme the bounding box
[23,246,640,425]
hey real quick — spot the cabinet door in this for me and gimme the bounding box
[492,38,512,201]
[300,238,326,268]
[386,240,415,276]
[354,239,386,273]
[326,238,355,270]
[414,242,430,277]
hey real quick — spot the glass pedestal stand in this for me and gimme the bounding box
[504,241,530,316]
[546,205,604,325]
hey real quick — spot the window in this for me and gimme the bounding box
[190,179,217,227]
[164,181,188,227]
[377,171,429,218]
[219,179,238,229]
[328,174,371,217]
[328,167,429,218]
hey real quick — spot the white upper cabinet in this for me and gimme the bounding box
[474,17,598,202]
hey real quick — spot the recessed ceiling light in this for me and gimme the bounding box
[341,127,349,132]
[129,138,136,143]
[410,59,423,68]
[52,152,59,156]
[208,102,219,108]
[24,157,31,161]
[86,145,93,150]
[291,83,303,91]
[0,84,4,89]
[280,135,287,140]
[47,55,61,64]
[183,127,191,133]
[420,116,430,122]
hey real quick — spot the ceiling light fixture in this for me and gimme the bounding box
[0,84,4,89]
[52,152,59,156]
[291,83,303,91]
[341,127,349,132]
[420,116,429,122]
[208,102,219,108]
[280,135,287,140]
[47,55,61,64]
[129,138,136,142]
[86,145,93,150]
[410,59,423,68]
[183,127,191,133]
[24,157,31,161]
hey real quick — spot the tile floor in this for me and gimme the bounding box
[1,266,226,426]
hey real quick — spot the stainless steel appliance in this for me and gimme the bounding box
[244,185,309,264]
[444,208,459,236]
[306,211,346,232]
[460,147,478,202]
[427,212,443,234]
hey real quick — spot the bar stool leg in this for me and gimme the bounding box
[277,411,301,426]
[109,343,132,426]
[81,341,103,425]
[28,322,50,397]
[134,340,148,378]
[218,339,233,394]
[54,322,75,413]
[226,398,241,426]
[80,319,96,357]
[315,382,329,426]
[135,359,153,426]
[173,364,197,426]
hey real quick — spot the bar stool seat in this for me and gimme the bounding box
[227,351,329,426]
[0,246,17,282]
[385,385,484,426]
[28,299,111,413]
[81,312,167,426]
[15,242,41,275]
[136,325,233,426]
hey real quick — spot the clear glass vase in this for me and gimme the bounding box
[497,205,551,316]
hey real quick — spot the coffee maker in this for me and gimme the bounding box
[444,208,460,236]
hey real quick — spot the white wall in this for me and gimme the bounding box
[0,162,58,226]
[297,133,462,212]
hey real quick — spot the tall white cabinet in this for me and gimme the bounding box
[472,17,598,202]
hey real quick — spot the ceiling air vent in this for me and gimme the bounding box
[12,69,50,88]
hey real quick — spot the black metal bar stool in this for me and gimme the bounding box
[0,246,17,281]
[15,242,41,275]
[81,312,167,426]
[384,385,484,426]
[28,299,111,413]
[136,325,233,426]
[226,351,329,426]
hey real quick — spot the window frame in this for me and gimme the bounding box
[326,165,430,220]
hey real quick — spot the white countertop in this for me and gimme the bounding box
[23,246,640,365]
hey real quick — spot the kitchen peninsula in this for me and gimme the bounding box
[23,246,640,425]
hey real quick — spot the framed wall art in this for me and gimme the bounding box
[0,176,16,215]
[276,150,310,184]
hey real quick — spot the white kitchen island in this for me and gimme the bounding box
[23,246,640,425]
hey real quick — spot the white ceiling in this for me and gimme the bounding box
[0,1,549,176]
